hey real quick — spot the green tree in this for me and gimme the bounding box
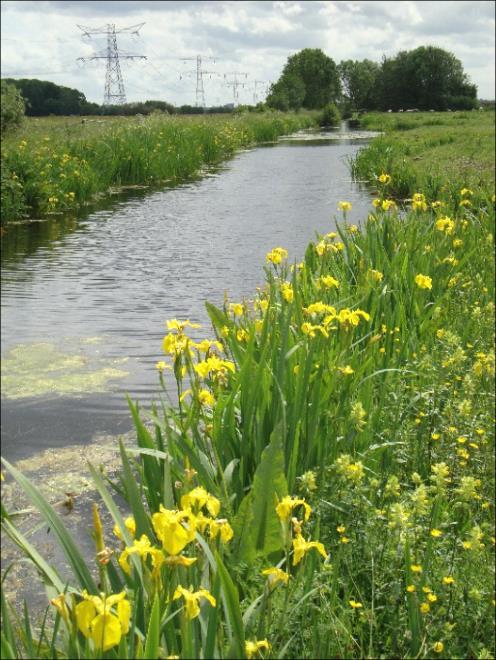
[267,48,341,111]
[376,46,477,111]
[1,80,25,131]
[338,59,381,111]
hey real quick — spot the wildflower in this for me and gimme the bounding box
[382,199,396,211]
[435,216,455,234]
[335,454,365,483]
[276,495,311,522]
[406,585,416,593]
[319,275,340,289]
[266,247,288,265]
[75,591,131,652]
[155,360,170,372]
[261,567,290,589]
[427,593,438,602]
[338,365,354,375]
[292,534,327,565]
[349,600,363,609]
[430,529,443,538]
[411,193,428,212]
[385,475,401,497]
[431,463,451,489]
[297,470,317,492]
[378,173,391,184]
[431,432,441,441]
[456,476,481,501]
[347,224,359,234]
[460,187,473,197]
[453,238,463,248]
[198,389,215,407]
[340,536,350,544]
[368,269,383,282]
[433,642,444,654]
[442,576,455,585]
[50,594,70,622]
[336,525,346,534]
[181,486,221,517]
[166,319,201,332]
[172,586,216,620]
[410,564,422,573]
[420,602,430,614]
[113,516,136,541]
[459,199,471,207]
[280,282,294,303]
[415,274,432,290]
[338,201,352,212]
[152,507,196,555]
[245,640,270,659]
[350,401,367,431]
[372,198,381,207]
[163,555,197,568]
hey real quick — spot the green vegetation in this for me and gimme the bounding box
[268,46,478,114]
[267,48,341,111]
[352,110,495,198]
[1,80,25,133]
[0,112,316,223]
[318,103,341,127]
[1,112,494,659]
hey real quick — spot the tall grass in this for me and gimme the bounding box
[1,112,316,222]
[1,116,495,659]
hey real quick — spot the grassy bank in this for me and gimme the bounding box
[351,110,495,200]
[1,115,495,659]
[0,112,316,223]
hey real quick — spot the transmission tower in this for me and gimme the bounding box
[223,71,248,106]
[77,23,147,105]
[180,55,218,108]
[252,80,267,105]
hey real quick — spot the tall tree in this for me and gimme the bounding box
[267,48,341,111]
[338,59,381,111]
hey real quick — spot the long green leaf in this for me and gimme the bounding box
[1,458,97,593]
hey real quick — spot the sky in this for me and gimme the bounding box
[1,0,495,106]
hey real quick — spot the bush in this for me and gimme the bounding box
[1,80,25,132]
[318,102,341,127]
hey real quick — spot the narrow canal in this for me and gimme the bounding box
[1,129,377,463]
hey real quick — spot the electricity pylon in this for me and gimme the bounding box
[223,71,248,106]
[180,55,218,108]
[77,23,147,105]
[252,80,267,105]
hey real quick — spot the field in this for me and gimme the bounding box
[1,111,495,659]
[0,112,316,223]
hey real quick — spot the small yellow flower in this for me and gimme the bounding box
[442,576,455,585]
[430,528,443,538]
[415,274,432,290]
[261,567,290,588]
[349,600,363,609]
[338,201,352,212]
[433,641,444,654]
[406,585,416,593]
[378,173,391,184]
[245,639,270,659]
[427,593,438,602]
[266,247,288,265]
[431,433,441,441]
[292,534,327,565]
[172,586,216,620]
[336,525,346,534]
[338,365,354,375]
[420,602,430,614]
[410,564,422,573]
[340,536,350,544]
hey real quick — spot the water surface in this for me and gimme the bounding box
[1,133,374,461]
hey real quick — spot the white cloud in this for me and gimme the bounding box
[1,0,494,105]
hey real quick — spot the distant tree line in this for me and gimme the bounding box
[1,78,236,118]
[267,46,479,113]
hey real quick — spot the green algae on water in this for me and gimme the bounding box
[0,341,129,399]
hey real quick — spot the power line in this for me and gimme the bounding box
[76,23,147,105]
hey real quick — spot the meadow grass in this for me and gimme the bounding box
[0,112,316,223]
[1,113,495,659]
[351,110,495,199]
